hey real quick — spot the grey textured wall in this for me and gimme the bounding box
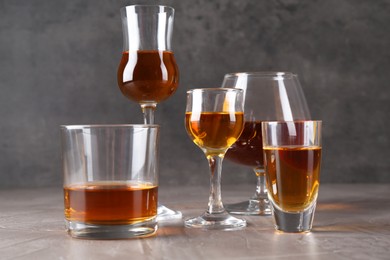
[0,0,389,188]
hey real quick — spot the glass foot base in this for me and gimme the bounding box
[157,204,182,222]
[66,219,157,239]
[184,211,246,230]
[272,203,316,233]
[225,198,272,216]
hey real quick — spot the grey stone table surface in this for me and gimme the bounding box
[0,184,389,260]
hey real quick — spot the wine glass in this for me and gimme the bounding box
[222,72,311,215]
[117,5,181,221]
[184,88,247,229]
[117,5,179,124]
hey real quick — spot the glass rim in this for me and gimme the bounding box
[261,120,322,124]
[60,124,160,130]
[121,5,175,13]
[186,88,244,94]
[224,71,297,79]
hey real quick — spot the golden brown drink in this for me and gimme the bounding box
[185,112,244,156]
[263,146,321,212]
[64,182,158,225]
[225,121,264,168]
[117,50,179,104]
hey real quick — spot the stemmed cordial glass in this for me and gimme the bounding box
[117,5,179,124]
[118,5,181,220]
[222,72,311,215]
[184,88,246,229]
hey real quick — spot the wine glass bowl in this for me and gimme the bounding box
[222,72,311,216]
[117,5,179,124]
[185,112,244,156]
[184,88,246,230]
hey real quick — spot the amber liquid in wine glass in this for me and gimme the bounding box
[117,50,179,105]
[225,121,264,167]
[185,112,244,155]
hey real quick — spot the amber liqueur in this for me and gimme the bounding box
[117,50,179,103]
[185,112,244,154]
[225,121,263,168]
[263,146,322,212]
[64,182,158,225]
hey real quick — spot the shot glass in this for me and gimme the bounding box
[262,121,322,233]
[61,124,159,239]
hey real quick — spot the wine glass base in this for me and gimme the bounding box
[225,199,272,216]
[157,204,182,222]
[184,211,246,230]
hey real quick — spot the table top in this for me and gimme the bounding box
[0,183,389,260]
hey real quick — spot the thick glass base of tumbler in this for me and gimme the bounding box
[272,203,316,233]
[66,219,157,239]
[157,204,182,221]
[226,198,272,216]
[184,211,246,230]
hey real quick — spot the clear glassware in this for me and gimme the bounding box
[262,120,322,232]
[117,5,181,221]
[184,88,247,230]
[61,124,160,239]
[117,5,179,124]
[222,72,311,215]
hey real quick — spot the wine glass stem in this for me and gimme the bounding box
[206,155,225,214]
[253,167,268,200]
[141,104,157,124]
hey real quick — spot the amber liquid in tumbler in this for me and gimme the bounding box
[185,112,244,156]
[263,146,322,212]
[64,182,158,225]
[117,50,179,104]
[225,121,263,168]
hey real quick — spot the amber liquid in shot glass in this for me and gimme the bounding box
[263,146,321,212]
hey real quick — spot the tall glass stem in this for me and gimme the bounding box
[253,167,268,200]
[207,154,225,214]
[141,104,157,124]
[249,167,271,215]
